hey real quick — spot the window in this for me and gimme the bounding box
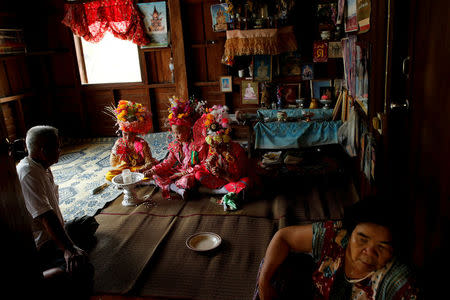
[75,32,142,84]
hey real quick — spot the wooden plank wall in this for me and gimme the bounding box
[0,5,40,141]
[0,0,190,138]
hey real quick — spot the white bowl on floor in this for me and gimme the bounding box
[186,232,222,252]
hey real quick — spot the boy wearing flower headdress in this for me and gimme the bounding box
[194,105,250,210]
[143,96,207,199]
[106,100,158,181]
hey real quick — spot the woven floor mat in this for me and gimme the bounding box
[134,215,277,300]
[178,192,283,219]
[91,186,187,294]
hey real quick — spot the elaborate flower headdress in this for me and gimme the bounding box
[106,100,152,134]
[168,96,194,127]
[202,105,231,145]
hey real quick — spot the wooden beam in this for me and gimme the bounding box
[73,35,88,84]
[0,92,33,104]
[168,0,188,99]
[141,47,171,53]
[193,81,219,86]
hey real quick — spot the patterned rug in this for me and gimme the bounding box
[52,132,172,221]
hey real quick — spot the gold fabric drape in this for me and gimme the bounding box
[224,26,298,56]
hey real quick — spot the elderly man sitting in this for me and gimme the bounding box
[16,125,94,299]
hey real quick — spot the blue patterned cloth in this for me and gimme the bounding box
[254,121,342,149]
[257,108,334,121]
[52,132,172,221]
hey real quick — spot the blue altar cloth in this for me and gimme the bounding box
[254,120,342,149]
[257,108,333,121]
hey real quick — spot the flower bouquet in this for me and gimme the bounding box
[106,100,152,134]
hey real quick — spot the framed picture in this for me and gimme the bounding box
[301,63,314,80]
[220,76,232,92]
[357,0,371,33]
[319,86,334,100]
[241,80,259,104]
[345,0,358,33]
[279,51,302,76]
[328,41,343,58]
[210,4,231,32]
[310,80,332,99]
[138,2,169,48]
[253,55,272,81]
[313,41,328,63]
[283,84,299,104]
[0,29,26,55]
[333,79,344,97]
[317,3,337,26]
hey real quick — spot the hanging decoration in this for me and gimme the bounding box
[62,0,150,46]
[357,0,371,33]
[313,41,328,63]
[224,26,297,56]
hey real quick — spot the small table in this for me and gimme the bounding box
[257,108,334,121]
[254,109,342,150]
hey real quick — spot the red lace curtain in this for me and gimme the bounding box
[62,0,150,46]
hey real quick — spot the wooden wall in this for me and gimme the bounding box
[0,0,188,138]
[0,0,378,144]
[0,0,336,139]
[0,2,54,141]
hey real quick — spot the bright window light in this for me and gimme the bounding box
[79,32,141,84]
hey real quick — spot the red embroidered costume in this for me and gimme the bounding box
[194,105,249,195]
[106,100,157,181]
[146,96,207,199]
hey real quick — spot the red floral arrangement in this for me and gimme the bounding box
[168,96,194,127]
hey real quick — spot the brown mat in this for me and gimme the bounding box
[90,176,357,297]
[135,215,277,300]
[91,186,187,294]
[178,193,282,219]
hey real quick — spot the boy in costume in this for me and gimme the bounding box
[194,105,250,210]
[106,100,158,181]
[143,96,207,199]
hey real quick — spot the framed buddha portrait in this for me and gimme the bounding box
[241,80,259,104]
[220,76,232,92]
[253,55,272,82]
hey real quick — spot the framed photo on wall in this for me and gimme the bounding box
[328,41,343,58]
[241,80,259,104]
[301,63,314,80]
[333,79,343,98]
[138,2,170,48]
[310,79,333,99]
[279,51,302,76]
[253,55,272,81]
[210,3,231,32]
[283,84,299,105]
[220,76,232,92]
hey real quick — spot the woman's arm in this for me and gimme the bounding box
[258,224,313,300]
